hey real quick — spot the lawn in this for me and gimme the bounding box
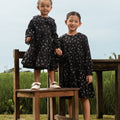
[0,114,115,120]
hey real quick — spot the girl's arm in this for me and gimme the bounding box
[55,48,62,56]
[26,37,31,43]
[86,75,93,84]
[84,37,93,84]
[25,19,35,45]
[84,36,93,76]
[51,21,60,49]
[51,21,62,55]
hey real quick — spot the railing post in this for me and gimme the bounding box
[13,49,20,120]
[115,55,120,120]
[96,71,103,118]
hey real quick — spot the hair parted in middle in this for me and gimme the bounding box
[66,11,81,22]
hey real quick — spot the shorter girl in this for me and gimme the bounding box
[22,0,61,89]
[56,11,95,120]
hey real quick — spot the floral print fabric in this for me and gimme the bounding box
[21,15,58,70]
[59,33,95,98]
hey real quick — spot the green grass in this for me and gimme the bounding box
[0,114,115,120]
[0,71,116,114]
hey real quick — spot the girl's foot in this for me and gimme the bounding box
[31,82,41,90]
[50,81,61,88]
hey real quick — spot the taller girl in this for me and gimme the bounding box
[57,11,95,120]
[22,0,61,89]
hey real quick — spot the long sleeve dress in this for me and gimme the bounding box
[21,15,59,70]
[59,33,95,98]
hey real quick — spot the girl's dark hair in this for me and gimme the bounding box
[37,0,52,5]
[66,11,81,22]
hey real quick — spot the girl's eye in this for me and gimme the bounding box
[47,5,50,8]
[75,20,78,23]
[40,5,44,7]
[69,20,73,22]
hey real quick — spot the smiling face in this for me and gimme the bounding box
[37,0,52,17]
[65,15,81,34]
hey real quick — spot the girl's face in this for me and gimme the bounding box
[37,0,52,17]
[65,15,81,33]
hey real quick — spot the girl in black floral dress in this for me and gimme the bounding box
[56,11,95,120]
[21,0,61,89]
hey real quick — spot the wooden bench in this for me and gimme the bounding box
[13,49,80,120]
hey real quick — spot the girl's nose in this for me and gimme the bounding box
[71,22,75,24]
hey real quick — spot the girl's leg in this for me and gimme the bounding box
[48,70,60,88]
[34,69,40,82]
[48,70,55,83]
[80,98,90,120]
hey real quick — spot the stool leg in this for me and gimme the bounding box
[72,91,79,120]
[33,93,40,120]
[58,97,66,116]
[50,97,56,120]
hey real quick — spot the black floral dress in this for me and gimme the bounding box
[21,15,59,70]
[59,33,95,98]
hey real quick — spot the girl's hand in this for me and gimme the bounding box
[55,48,63,56]
[86,75,93,84]
[26,37,31,43]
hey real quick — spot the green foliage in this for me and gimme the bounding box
[109,52,117,60]
[0,71,116,115]
[0,73,13,114]
[103,71,115,114]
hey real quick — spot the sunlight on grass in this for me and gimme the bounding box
[0,114,115,120]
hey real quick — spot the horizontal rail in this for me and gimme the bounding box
[14,49,120,71]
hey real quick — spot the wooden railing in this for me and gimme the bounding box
[92,58,120,120]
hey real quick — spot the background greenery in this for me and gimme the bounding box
[0,71,115,115]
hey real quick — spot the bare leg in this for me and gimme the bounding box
[48,70,60,88]
[48,70,55,83]
[34,69,40,82]
[80,98,90,120]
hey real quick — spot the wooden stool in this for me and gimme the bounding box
[14,88,79,120]
[13,49,80,120]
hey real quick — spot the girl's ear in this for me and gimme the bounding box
[37,6,39,10]
[65,20,67,25]
[79,22,82,27]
